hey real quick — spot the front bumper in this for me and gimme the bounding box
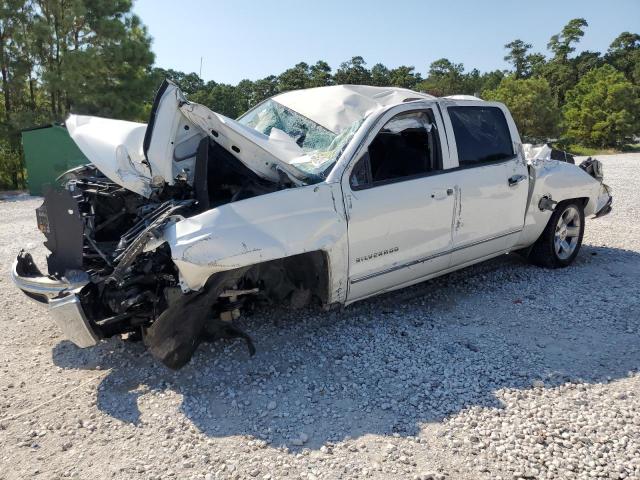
[11,252,99,348]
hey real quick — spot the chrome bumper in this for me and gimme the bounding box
[11,254,99,348]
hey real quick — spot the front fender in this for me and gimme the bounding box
[163,182,349,303]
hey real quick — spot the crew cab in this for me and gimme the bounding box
[11,82,612,368]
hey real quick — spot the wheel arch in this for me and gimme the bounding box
[516,196,588,254]
[198,250,332,308]
[242,250,332,307]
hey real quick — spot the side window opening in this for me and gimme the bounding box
[349,152,372,187]
[350,110,442,189]
[447,106,514,167]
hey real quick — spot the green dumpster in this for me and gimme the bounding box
[21,124,88,196]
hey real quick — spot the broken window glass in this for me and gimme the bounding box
[238,99,363,178]
[239,99,335,150]
[289,119,363,176]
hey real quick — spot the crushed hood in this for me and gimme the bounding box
[66,115,152,196]
[66,81,313,196]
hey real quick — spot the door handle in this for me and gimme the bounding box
[430,188,454,200]
[508,174,527,187]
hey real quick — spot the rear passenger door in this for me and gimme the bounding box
[441,102,529,266]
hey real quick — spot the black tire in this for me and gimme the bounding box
[529,200,585,268]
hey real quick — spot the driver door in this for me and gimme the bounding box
[342,106,456,302]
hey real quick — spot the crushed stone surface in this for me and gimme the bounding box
[0,154,638,480]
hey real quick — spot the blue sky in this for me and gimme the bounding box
[133,0,640,84]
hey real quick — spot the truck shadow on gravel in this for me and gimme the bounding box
[52,244,640,450]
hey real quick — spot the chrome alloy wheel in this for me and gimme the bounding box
[554,205,581,260]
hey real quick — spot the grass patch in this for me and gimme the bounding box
[554,143,640,156]
[622,143,640,153]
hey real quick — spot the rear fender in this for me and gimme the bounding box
[516,159,608,248]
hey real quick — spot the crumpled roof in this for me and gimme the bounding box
[273,85,435,133]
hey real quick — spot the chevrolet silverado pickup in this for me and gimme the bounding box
[11,82,612,368]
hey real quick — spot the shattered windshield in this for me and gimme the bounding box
[238,99,362,177]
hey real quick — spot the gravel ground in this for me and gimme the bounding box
[0,153,639,480]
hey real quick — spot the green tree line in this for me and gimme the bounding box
[0,0,154,189]
[1,3,638,190]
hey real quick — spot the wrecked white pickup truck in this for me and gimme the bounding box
[11,81,612,368]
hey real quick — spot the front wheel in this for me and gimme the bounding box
[529,201,585,268]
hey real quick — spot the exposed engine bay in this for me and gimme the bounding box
[31,137,295,368]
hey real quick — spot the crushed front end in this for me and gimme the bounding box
[12,165,196,349]
[10,80,341,368]
[11,160,272,368]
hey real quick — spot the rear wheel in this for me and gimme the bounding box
[529,200,585,268]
